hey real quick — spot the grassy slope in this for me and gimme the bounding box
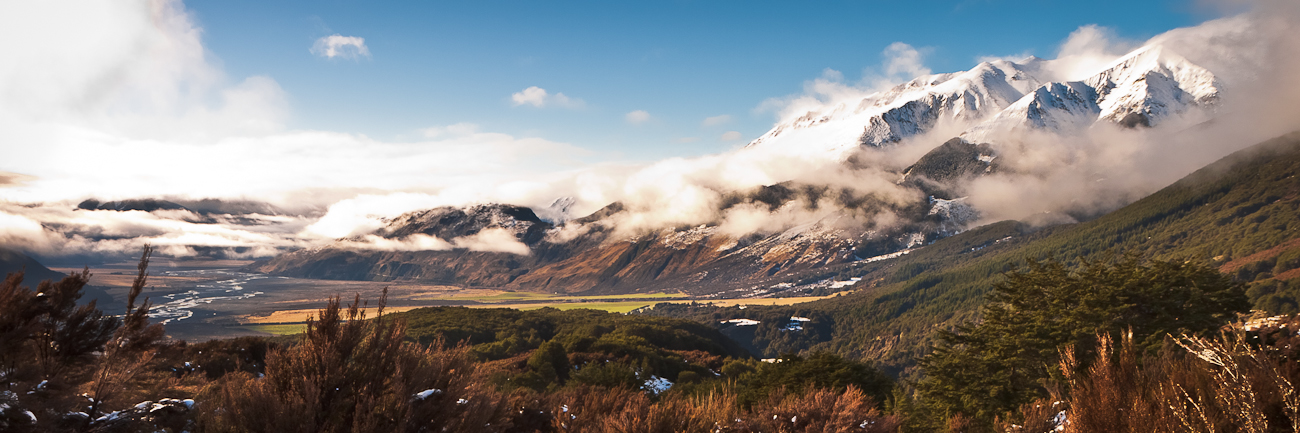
[649,132,1300,376]
[815,132,1300,374]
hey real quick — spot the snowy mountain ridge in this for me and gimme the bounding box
[963,45,1220,141]
[746,59,1045,154]
[749,44,1220,154]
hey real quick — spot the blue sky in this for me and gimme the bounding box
[5,0,1293,259]
[185,0,1204,161]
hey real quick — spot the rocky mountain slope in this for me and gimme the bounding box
[254,186,968,295]
[253,43,1226,296]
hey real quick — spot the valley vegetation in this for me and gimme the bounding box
[0,243,1294,432]
[3,136,1300,431]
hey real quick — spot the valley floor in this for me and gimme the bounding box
[53,258,844,341]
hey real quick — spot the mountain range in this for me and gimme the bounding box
[645,130,1300,375]
[247,43,1225,296]
[748,44,1219,154]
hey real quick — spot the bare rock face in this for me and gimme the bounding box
[901,138,998,199]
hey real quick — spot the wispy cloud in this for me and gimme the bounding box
[754,42,935,125]
[720,131,743,141]
[975,51,1035,64]
[311,34,370,60]
[625,110,651,124]
[702,114,731,127]
[510,86,583,108]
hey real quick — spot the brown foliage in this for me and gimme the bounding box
[85,245,168,422]
[1050,324,1300,433]
[532,384,898,433]
[197,289,511,433]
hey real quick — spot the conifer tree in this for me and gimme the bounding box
[917,255,1248,428]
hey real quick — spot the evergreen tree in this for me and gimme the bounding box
[917,255,1248,427]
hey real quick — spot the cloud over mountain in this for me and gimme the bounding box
[1,0,1299,268]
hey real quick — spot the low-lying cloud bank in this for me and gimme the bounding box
[2,0,1298,262]
[337,228,531,256]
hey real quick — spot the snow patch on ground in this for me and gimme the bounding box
[783,316,812,332]
[642,375,673,395]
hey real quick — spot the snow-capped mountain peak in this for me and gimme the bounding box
[1084,45,1219,126]
[745,58,1048,155]
[962,45,1220,141]
[747,44,1220,156]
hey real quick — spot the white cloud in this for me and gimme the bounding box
[755,43,935,126]
[880,42,931,83]
[311,34,370,60]
[5,0,1300,266]
[511,86,548,107]
[510,86,583,108]
[1046,25,1136,81]
[322,223,529,255]
[451,228,531,255]
[702,115,731,126]
[625,110,651,124]
[337,234,453,252]
[976,51,1035,64]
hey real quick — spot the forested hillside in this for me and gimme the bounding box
[646,132,1300,376]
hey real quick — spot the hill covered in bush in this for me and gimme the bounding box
[645,132,1300,376]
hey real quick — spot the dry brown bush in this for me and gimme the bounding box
[1054,325,1300,433]
[196,290,511,433]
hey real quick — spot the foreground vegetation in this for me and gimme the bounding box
[0,247,904,432]
[4,243,1293,432]
[8,128,1300,431]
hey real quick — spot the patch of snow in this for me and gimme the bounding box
[642,375,673,395]
[861,249,914,263]
[828,278,861,289]
[928,197,980,226]
[660,225,716,250]
[721,319,760,326]
[414,389,442,400]
[783,316,812,332]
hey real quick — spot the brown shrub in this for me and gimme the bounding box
[196,290,510,433]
